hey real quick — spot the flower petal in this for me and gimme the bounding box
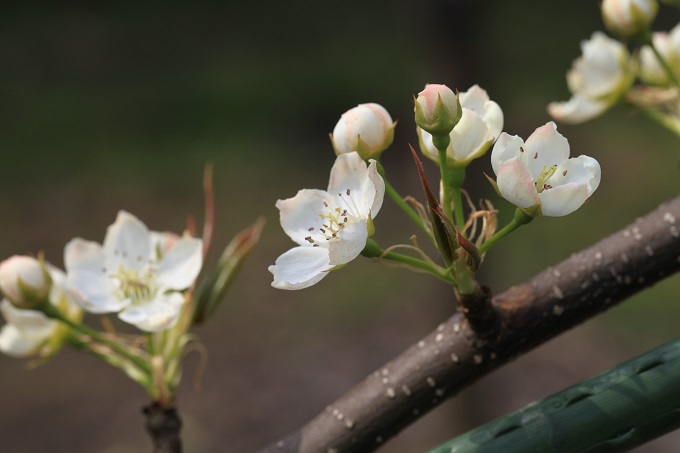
[548,155,602,195]
[103,211,152,271]
[328,219,368,266]
[417,128,439,162]
[524,122,570,179]
[327,152,375,216]
[366,159,385,217]
[68,270,127,313]
[548,95,610,124]
[490,133,526,175]
[539,182,590,217]
[155,237,203,290]
[64,238,105,274]
[0,300,55,357]
[277,189,332,246]
[269,246,330,290]
[118,292,184,332]
[496,157,541,209]
[451,108,490,161]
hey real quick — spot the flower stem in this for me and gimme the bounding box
[43,304,151,374]
[640,30,680,91]
[638,104,680,139]
[362,239,454,284]
[68,334,154,394]
[478,208,534,254]
[432,134,454,223]
[377,161,433,240]
[449,166,466,233]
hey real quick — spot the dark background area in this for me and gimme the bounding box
[1,1,680,451]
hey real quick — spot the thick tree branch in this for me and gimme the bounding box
[143,402,182,453]
[258,196,680,453]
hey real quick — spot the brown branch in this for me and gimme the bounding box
[143,402,183,453]
[257,196,680,453]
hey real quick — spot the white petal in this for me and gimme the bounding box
[548,95,610,124]
[103,211,152,271]
[67,271,126,313]
[155,237,203,290]
[490,133,526,175]
[1,299,54,332]
[269,246,330,290]
[548,155,601,195]
[539,182,591,217]
[524,122,570,179]
[459,85,489,114]
[451,108,490,160]
[417,128,439,162]
[64,238,105,274]
[483,101,504,140]
[366,159,385,217]
[0,324,40,357]
[328,219,368,266]
[277,189,333,246]
[150,231,180,259]
[327,152,375,216]
[118,293,184,332]
[575,32,627,97]
[0,300,55,357]
[496,157,541,209]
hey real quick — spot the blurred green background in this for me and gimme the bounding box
[1,1,679,452]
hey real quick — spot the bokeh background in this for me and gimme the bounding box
[1,1,680,451]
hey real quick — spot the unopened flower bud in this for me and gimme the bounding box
[414,84,462,136]
[0,256,52,310]
[331,103,395,160]
[601,0,658,38]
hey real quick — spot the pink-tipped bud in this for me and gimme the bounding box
[414,84,461,136]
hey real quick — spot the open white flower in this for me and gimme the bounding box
[418,85,503,167]
[0,266,82,358]
[639,24,680,86]
[491,122,601,217]
[269,152,384,290]
[549,32,634,124]
[65,211,202,332]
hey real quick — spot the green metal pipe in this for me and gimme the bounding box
[426,337,680,453]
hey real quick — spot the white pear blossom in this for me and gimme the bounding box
[331,103,395,159]
[65,211,203,332]
[639,24,680,85]
[602,0,658,37]
[418,85,503,167]
[549,32,634,124]
[269,151,384,290]
[0,265,82,358]
[491,122,601,217]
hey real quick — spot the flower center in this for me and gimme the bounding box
[304,189,362,247]
[535,164,558,193]
[110,266,157,305]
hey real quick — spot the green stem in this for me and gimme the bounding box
[432,134,453,223]
[638,104,680,139]
[641,30,680,91]
[478,208,533,254]
[377,162,433,240]
[449,166,466,233]
[43,304,151,374]
[362,239,453,284]
[426,336,680,453]
[68,335,154,395]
